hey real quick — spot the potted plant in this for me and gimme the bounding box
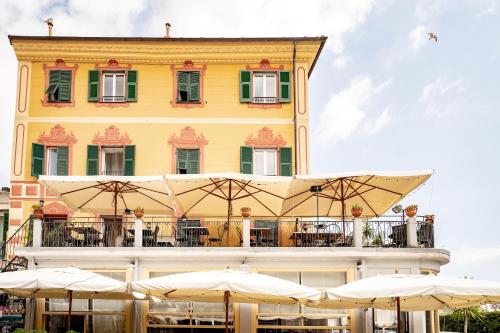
[240,207,251,218]
[134,206,144,218]
[362,222,373,246]
[371,233,384,246]
[31,204,43,219]
[405,204,418,218]
[351,204,363,218]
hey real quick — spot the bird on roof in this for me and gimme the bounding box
[428,32,437,42]
[44,18,54,26]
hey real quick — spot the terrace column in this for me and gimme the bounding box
[32,218,42,248]
[406,217,418,247]
[134,218,143,248]
[242,217,250,247]
[353,217,363,247]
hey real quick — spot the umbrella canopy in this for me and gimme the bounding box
[130,268,321,304]
[164,173,291,217]
[322,274,500,311]
[281,171,432,218]
[0,267,130,299]
[39,175,173,215]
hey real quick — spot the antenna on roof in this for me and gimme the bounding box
[44,18,54,37]
[164,22,172,38]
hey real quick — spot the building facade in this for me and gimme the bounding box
[3,34,449,333]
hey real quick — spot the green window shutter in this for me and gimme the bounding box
[2,212,9,242]
[187,149,200,174]
[124,145,136,176]
[86,145,99,176]
[88,70,100,102]
[176,149,188,174]
[46,70,60,99]
[56,146,69,176]
[58,70,72,102]
[188,72,200,102]
[279,147,293,176]
[240,70,252,102]
[279,71,291,102]
[177,72,189,102]
[126,70,138,102]
[240,146,253,174]
[31,143,45,177]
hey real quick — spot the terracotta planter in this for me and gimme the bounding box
[32,210,43,219]
[351,208,363,218]
[134,210,144,218]
[405,208,417,218]
[240,208,251,218]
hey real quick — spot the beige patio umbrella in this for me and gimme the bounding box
[281,171,432,218]
[320,274,500,333]
[0,267,131,330]
[130,268,322,333]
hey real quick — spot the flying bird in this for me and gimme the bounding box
[427,32,437,42]
[44,18,54,26]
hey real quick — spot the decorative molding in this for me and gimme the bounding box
[25,185,38,196]
[43,202,73,217]
[245,59,284,71]
[244,127,286,148]
[297,67,307,115]
[170,61,207,108]
[42,59,78,107]
[17,64,29,113]
[13,123,25,177]
[94,59,132,71]
[37,124,78,146]
[298,125,309,175]
[168,126,208,173]
[92,125,132,146]
[11,185,22,197]
[94,59,131,107]
[26,117,294,125]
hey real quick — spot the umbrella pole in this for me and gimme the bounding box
[396,296,401,333]
[340,180,346,242]
[224,290,230,333]
[67,290,73,331]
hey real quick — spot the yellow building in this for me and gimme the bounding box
[2,34,449,333]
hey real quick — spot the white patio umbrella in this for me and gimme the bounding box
[0,267,131,330]
[321,274,500,333]
[131,268,322,333]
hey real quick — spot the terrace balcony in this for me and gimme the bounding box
[21,215,434,249]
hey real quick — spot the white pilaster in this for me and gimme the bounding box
[134,218,143,248]
[353,217,363,248]
[32,218,42,248]
[242,218,250,248]
[407,217,418,247]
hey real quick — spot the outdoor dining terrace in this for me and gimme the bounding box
[30,215,434,249]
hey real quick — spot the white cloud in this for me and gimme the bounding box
[333,55,352,68]
[409,25,428,51]
[316,77,392,143]
[415,0,447,20]
[477,1,497,16]
[420,76,465,117]
[453,244,500,265]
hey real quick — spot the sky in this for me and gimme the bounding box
[0,0,499,280]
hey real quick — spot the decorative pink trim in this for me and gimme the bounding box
[94,59,132,71]
[92,125,132,146]
[11,185,22,196]
[94,59,132,107]
[25,185,38,196]
[43,202,73,217]
[168,126,208,173]
[170,61,207,108]
[297,67,307,115]
[298,125,309,174]
[37,124,77,175]
[245,59,284,71]
[42,60,78,107]
[245,60,284,109]
[13,123,25,176]
[244,127,287,148]
[9,220,21,227]
[17,65,29,113]
[10,201,22,208]
[95,102,129,107]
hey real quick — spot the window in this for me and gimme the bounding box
[31,144,69,177]
[253,72,277,104]
[102,147,124,176]
[102,72,126,102]
[253,149,277,176]
[240,70,291,104]
[176,149,199,174]
[177,71,200,103]
[46,70,72,102]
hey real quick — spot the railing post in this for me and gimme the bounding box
[134,218,143,248]
[32,218,42,248]
[353,217,363,248]
[406,217,418,247]
[242,218,250,248]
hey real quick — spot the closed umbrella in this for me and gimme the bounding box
[131,268,321,333]
[321,274,500,333]
[0,267,131,330]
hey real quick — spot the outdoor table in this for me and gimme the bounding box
[250,227,271,246]
[289,232,342,247]
[180,226,209,246]
[64,226,101,246]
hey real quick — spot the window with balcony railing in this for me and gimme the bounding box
[102,72,126,103]
[252,72,277,104]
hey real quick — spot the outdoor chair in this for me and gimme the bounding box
[236,226,243,247]
[207,224,225,247]
[389,224,407,247]
[143,225,160,247]
[417,223,434,248]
